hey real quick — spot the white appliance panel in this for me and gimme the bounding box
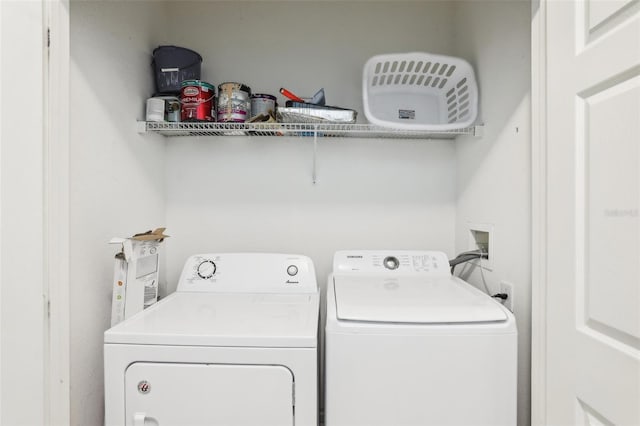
[333,275,507,323]
[324,328,517,426]
[105,253,320,426]
[325,250,517,426]
[105,292,319,347]
[333,250,451,276]
[177,253,317,294]
[125,363,294,426]
[105,344,318,426]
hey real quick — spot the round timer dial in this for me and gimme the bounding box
[383,256,400,270]
[197,260,217,279]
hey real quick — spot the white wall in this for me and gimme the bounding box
[165,137,457,291]
[166,1,456,125]
[163,1,459,290]
[69,2,167,424]
[453,2,532,425]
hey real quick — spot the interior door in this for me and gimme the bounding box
[544,0,639,424]
[125,362,294,426]
[0,1,48,425]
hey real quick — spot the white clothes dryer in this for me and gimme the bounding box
[105,253,320,426]
[325,250,517,426]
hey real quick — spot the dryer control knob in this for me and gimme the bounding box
[287,265,298,276]
[383,256,400,270]
[197,260,217,279]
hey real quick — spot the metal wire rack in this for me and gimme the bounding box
[138,121,482,139]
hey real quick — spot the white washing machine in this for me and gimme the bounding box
[104,253,320,426]
[325,250,517,426]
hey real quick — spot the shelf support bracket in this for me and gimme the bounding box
[312,127,318,184]
[136,121,148,134]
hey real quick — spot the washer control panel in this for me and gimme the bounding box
[177,253,318,293]
[333,250,451,276]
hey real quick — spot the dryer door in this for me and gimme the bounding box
[125,363,294,426]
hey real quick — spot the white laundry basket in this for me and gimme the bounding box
[363,52,478,131]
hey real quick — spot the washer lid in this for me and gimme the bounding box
[104,292,319,347]
[333,276,507,324]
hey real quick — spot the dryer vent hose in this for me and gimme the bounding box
[448,250,488,274]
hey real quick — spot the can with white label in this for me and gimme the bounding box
[146,98,166,122]
[217,82,252,123]
[250,94,277,120]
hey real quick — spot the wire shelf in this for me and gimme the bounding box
[138,121,482,139]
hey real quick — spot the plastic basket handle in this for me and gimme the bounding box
[152,58,202,72]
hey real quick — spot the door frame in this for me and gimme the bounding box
[530,0,548,424]
[38,1,551,424]
[3,0,553,423]
[39,0,552,424]
[44,0,71,424]
[0,0,69,423]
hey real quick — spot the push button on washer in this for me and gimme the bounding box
[287,265,299,276]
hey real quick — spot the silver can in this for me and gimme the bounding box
[165,97,181,122]
[250,94,277,120]
[146,96,181,122]
[217,82,251,123]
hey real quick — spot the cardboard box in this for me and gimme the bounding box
[109,228,168,326]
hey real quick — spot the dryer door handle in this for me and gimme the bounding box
[133,412,159,426]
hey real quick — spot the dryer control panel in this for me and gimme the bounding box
[177,253,318,293]
[333,250,451,276]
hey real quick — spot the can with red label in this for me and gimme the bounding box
[180,80,215,121]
